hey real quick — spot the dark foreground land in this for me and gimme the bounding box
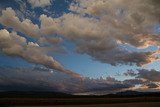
[13,102,160,107]
[0,91,160,106]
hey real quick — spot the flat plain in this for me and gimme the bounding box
[12,102,160,107]
[1,92,160,107]
[0,97,160,107]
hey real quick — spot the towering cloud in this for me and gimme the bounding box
[0,29,81,78]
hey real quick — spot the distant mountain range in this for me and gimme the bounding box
[0,90,160,98]
[113,90,160,97]
[0,91,160,105]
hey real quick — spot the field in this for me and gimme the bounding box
[12,102,160,107]
[0,91,160,106]
[0,97,160,106]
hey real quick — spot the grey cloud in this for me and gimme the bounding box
[146,83,159,89]
[76,43,158,66]
[87,83,132,94]
[123,79,146,85]
[123,69,160,83]
[0,67,133,94]
[137,69,160,82]
[123,69,160,89]
[1,66,159,94]
[123,70,137,77]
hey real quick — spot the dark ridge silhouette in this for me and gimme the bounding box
[0,91,160,106]
[0,91,72,98]
[115,90,160,97]
[0,90,160,98]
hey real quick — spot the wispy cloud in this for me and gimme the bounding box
[27,0,52,8]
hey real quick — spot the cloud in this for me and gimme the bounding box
[0,7,40,38]
[137,69,160,82]
[0,29,81,78]
[146,83,159,89]
[123,70,137,77]
[38,37,62,45]
[122,69,160,89]
[0,7,64,45]
[27,0,52,8]
[39,14,61,35]
[123,79,146,85]
[1,1,160,68]
[0,67,159,94]
[87,83,132,94]
[39,0,160,66]
[0,8,82,78]
[15,0,36,19]
[0,67,133,94]
[123,69,160,82]
[71,0,160,22]
[1,1,160,79]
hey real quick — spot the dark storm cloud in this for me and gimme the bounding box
[0,67,83,93]
[123,69,160,82]
[123,79,145,85]
[146,83,159,89]
[87,83,133,93]
[0,67,133,94]
[122,69,160,90]
[137,69,160,82]
[0,67,159,94]
[123,70,137,77]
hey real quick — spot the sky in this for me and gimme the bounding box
[0,0,160,94]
